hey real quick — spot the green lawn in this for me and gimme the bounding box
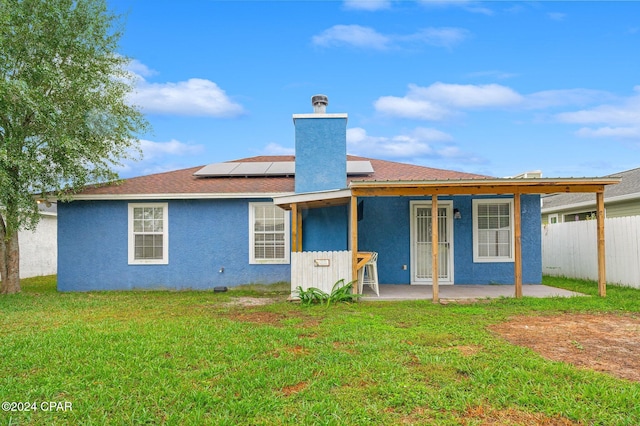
[1,276,639,425]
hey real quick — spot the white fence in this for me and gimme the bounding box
[19,214,57,279]
[291,251,352,294]
[542,216,640,288]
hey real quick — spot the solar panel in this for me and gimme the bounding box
[194,160,373,177]
[347,161,374,175]
[266,162,295,175]
[193,162,240,176]
[232,162,271,175]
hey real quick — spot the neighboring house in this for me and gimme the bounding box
[18,202,57,278]
[57,96,617,292]
[542,167,640,224]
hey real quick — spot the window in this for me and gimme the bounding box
[128,203,168,265]
[249,202,290,264]
[473,199,514,262]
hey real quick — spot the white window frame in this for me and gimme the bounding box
[548,213,559,224]
[249,202,290,264]
[472,199,514,263]
[128,203,169,265]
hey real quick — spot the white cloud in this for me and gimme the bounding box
[118,139,207,177]
[130,78,245,117]
[410,82,523,108]
[342,0,391,11]
[575,127,640,139]
[525,89,613,110]
[312,25,469,50]
[556,87,640,125]
[139,139,205,160]
[312,25,391,50]
[557,105,640,126]
[411,127,454,142]
[126,59,158,78]
[347,126,455,158]
[374,95,451,120]
[551,86,640,140]
[261,143,295,155]
[374,83,620,122]
[375,82,522,120]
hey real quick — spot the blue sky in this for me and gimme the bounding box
[110,0,640,179]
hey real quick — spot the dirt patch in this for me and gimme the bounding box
[459,406,582,425]
[223,297,277,307]
[280,381,308,396]
[219,301,324,329]
[490,313,640,382]
[285,345,309,356]
[455,345,482,357]
[400,406,582,425]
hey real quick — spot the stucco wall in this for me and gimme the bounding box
[452,195,541,284]
[357,195,542,285]
[57,199,290,291]
[294,116,347,193]
[19,214,57,278]
[301,205,348,251]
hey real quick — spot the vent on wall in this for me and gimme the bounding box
[194,161,374,177]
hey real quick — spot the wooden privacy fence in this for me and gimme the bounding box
[542,216,640,288]
[291,251,352,294]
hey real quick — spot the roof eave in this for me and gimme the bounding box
[55,192,295,201]
[349,177,620,196]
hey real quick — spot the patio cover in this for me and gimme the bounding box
[273,177,620,302]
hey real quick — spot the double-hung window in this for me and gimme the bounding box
[473,199,514,262]
[249,202,290,264]
[128,203,168,264]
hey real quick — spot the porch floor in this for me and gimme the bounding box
[360,284,584,301]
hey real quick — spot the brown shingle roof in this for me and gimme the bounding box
[76,155,491,197]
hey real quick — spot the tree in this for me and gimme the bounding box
[0,0,148,294]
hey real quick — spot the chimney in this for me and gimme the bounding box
[293,95,348,193]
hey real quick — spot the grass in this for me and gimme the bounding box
[0,275,638,425]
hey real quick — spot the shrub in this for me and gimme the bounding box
[295,279,359,306]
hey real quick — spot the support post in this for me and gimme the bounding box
[514,193,522,298]
[596,191,606,297]
[431,195,439,303]
[296,207,302,252]
[291,203,298,252]
[351,196,359,293]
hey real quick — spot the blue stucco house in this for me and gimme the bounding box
[59,95,613,293]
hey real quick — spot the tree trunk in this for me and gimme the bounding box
[0,217,21,294]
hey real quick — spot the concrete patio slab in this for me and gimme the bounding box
[361,284,584,301]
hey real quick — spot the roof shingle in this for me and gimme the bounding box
[542,167,640,209]
[76,155,491,197]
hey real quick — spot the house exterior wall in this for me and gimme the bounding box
[453,195,541,284]
[357,194,542,285]
[57,199,290,291]
[301,205,349,252]
[543,198,640,224]
[19,214,57,278]
[607,199,640,218]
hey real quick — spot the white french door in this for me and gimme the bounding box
[410,201,454,284]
